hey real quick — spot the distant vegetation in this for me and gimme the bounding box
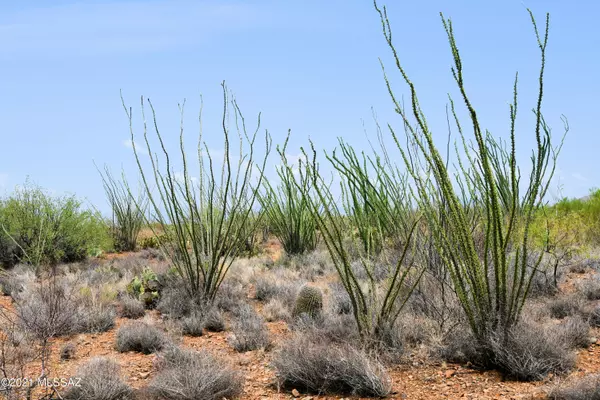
[2,2,599,399]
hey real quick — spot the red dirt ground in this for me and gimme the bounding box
[2,245,600,399]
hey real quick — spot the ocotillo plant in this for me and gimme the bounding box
[331,137,411,255]
[122,82,271,302]
[97,165,147,252]
[258,133,318,255]
[291,142,423,341]
[374,1,566,339]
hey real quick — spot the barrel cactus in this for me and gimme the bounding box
[293,285,323,318]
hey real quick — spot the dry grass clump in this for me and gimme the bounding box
[119,295,146,319]
[64,357,133,400]
[272,333,391,397]
[549,316,590,349]
[252,273,299,307]
[580,276,600,300]
[548,374,600,399]
[181,312,205,337]
[213,280,247,313]
[12,280,79,339]
[263,298,291,322]
[203,308,225,332]
[148,345,244,400]
[115,321,168,354]
[77,304,116,333]
[439,319,575,381]
[488,322,576,381]
[292,312,360,347]
[548,296,585,319]
[229,304,271,352]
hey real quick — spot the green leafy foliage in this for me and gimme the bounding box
[0,180,111,268]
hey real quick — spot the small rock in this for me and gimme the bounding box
[445,369,456,378]
[291,388,300,397]
[139,372,149,379]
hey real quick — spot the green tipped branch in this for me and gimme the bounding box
[96,165,148,252]
[374,1,566,339]
[258,132,318,255]
[122,82,272,302]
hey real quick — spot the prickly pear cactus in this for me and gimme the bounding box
[126,267,161,308]
[292,285,323,318]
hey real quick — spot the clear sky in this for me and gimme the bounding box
[0,0,597,214]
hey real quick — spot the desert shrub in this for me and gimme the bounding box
[550,316,590,349]
[0,181,111,268]
[119,296,146,319]
[487,322,575,381]
[97,165,147,252]
[258,136,318,256]
[157,284,196,319]
[273,333,391,396]
[0,233,22,269]
[437,325,485,365]
[203,308,225,332]
[60,343,76,360]
[181,312,205,337]
[115,321,167,354]
[148,345,244,400]
[13,280,79,339]
[263,298,291,322]
[0,268,31,298]
[528,267,561,297]
[139,235,160,250]
[551,189,600,246]
[139,247,164,260]
[77,305,116,333]
[408,272,463,336]
[395,313,438,348]
[230,304,271,352]
[581,277,600,300]
[548,374,600,400]
[329,281,352,315]
[372,0,565,353]
[548,296,584,319]
[589,305,600,327]
[124,83,270,303]
[278,250,333,281]
[253,275,281,302]
[292,312,360,346]
[292,285,323,319]
[213,281,247,313]
[439,320,575,380]
[64,357,133,400]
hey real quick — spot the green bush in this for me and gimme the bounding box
[259,135,318,255]
[97,165,148,252]
[0,181,111,268]
[126,267,161,308]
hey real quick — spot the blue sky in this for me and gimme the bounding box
[0,0,597,214]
